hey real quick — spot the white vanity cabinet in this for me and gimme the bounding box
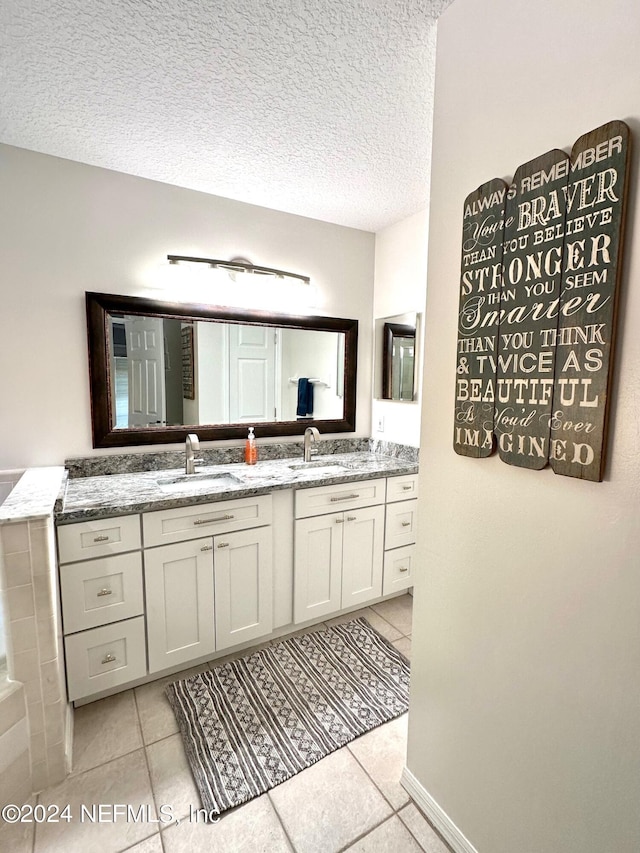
[293,474,419,623]
[57,466,416,705]
[382,474,418,595]
[293,480,386,623]
[142,495,274,672]
[57,515,147,702]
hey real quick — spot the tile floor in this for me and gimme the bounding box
[1,593,453,853]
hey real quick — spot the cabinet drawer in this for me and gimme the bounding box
[383,545,415,596]
[64,616,147,702]
[386,474,419,503]
[295,478,386,519]
[384,499,418,550]
[57,515,141,564]
[143,495,272,547]
[60,552,144,635]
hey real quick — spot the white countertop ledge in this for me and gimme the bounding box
[0,467,66,524]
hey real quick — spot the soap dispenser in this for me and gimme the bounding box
[245,426,258,465]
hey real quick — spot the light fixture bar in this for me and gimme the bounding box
[167,255,310,284]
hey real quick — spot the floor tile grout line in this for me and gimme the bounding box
[397,801,456,853]
[117,825,163,853]
[68,688,145,778]
[123,685,166,852]
[120,833,163,853]
[67,738,144,779]
[368,605,404,634]
[31,791,38,853]
[334,813,401,853]
[370,597,414,630]
[345,737,410,817]
[54,742,151,790]
[266,790,301,853]
[133,686,164,835]
[397,806,432,853]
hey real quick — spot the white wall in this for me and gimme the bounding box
[279,329,343,421]
[372,209,429,447]
[0,145,375,469]
[407,2,640,853]
[192,321,229,425]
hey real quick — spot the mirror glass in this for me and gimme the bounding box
[374,312,419,402]
[109,315,345,428]
[87,292,358,447]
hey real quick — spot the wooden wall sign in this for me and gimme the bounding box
[550,121,630,481]
[496,149,569,469]
[453,120,630,482]
[454,178,507,457]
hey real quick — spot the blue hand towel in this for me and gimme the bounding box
[296,378,314,417]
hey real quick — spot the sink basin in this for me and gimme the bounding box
[288,460,354,473]
[155,471,244,491]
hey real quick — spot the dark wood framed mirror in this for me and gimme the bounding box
[381,322,416,401]
[86,291,358,448]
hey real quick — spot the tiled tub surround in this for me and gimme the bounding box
[0,467,69,804]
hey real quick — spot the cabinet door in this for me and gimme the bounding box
[214,527,273,651]
[341,505,385,609]
[294,513,343,623]
[144,539,215,673]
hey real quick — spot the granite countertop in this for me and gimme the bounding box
[56,452,418,523]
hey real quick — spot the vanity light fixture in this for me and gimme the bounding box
[167,255,310,286]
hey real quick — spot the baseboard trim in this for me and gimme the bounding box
[401,766,479,853]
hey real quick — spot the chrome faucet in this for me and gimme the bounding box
[303,427,320,462]
[185,433,204,474]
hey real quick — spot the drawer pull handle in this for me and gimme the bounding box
[335,518,344,524]
[97,588,113,597]
[399,566,409,573]
[101,653,116,665]
[217,542,229,548]
[346,515,357,521]
[193,514,234,525]
[401,521,412,527]
[402,485,413,491]
[93,535,110,542]
[330,494,360,502]
[200,544,213,552]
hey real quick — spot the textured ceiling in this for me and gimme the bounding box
[0,0,452,232]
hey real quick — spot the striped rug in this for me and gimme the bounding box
[166,617,410,815]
